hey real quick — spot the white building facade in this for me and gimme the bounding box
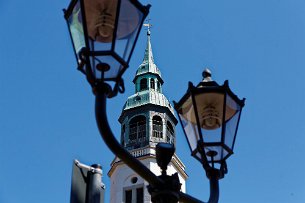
[108,29,187,203]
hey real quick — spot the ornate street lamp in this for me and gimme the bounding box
[174,69,245,178]
[64,0,150,96]
[63,1,245,201]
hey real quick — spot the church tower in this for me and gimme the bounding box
[108,28,187,203]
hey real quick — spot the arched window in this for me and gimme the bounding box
[150,78,155,90]
[166,121,174,144]
[157,81,161,92]
[129,116,146,143]
[140,78,147,91]
[152,116,163,138]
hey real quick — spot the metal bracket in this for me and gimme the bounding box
[148,173,181,203]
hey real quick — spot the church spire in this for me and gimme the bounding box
[109,23,187,203]
[142,23,154,65]
[133,25,163,85]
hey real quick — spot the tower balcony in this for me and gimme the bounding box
[125,138,149,150]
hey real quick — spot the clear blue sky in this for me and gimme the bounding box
[1,0,305,202]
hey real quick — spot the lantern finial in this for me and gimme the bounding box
[202,68,212,82]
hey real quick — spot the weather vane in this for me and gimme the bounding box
[143,18,153,32]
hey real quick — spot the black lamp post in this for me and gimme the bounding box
[174,69,245,197]
[64,0,150,97]
[63,1,245,202]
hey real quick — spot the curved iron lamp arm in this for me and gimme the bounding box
[207,173,220,203]
[95,85,162,187]
[94,83,219,203]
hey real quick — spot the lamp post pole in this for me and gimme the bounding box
[86,164,103,203]
[71,160,105,203]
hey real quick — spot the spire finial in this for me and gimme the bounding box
[143,18,152,35]
[141,19,154,64]
[202,68,212,82]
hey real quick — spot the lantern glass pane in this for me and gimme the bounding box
[204,146,229,162]
[84,0,118,45]
[195,152,202,161]
[114,0,144,62]
[194,92,224,143]
[67,0,85,64]
[83,0,145,81]
[177,96,200,153]
[84,0,120,80]
[224,94,241,150]
[90,55,122,80]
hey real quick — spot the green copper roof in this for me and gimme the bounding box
[122,28,175,117]
[122,90,175,115]
[134,30,162,81]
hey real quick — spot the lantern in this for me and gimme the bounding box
[174,69,245,170]
[64,0,150,89]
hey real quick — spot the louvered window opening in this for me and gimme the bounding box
[157,82,161,92]
[150,78,155,90]
[166,121,175,144]
[166,127,175,144]
[153,116,163,138]
[140,78,148,91]
[129,116,147,146]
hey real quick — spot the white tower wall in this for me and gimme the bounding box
[109,153,187,203]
